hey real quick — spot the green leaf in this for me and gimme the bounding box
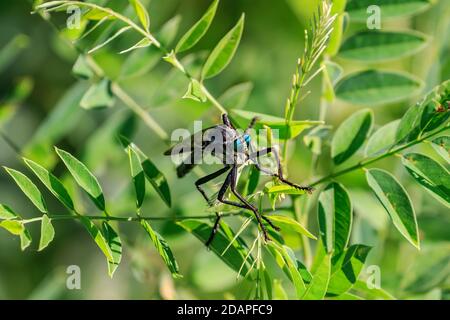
[201,13,244,79]
[339,31,428,62]
[79,216,113,262]
[327,244,371,296]
[273,279,288,300]
[20,229,32,251]
[4,167,48,213]
[325,0,347,57]
[72,54,94,79]
[0,203,19,220]
[430,136,450,163]
[322,61,343,101]
[140,220,181,278]
[127,147,145,209]
[175,0,219,53]
[0,205,33,250]
[402,153,450,208]
[0,220,24,235]
[177,219,250,275]
[264,183,310,196]
[183,79,207,102]
[267,243,306,298]
[38,214,55,251]
[80,78,115,109]
[55,147,106,211]
[346,0,432,21]
[119,16,180,79]
[335,70,423,106]
[231,109,323,140]
[23,158,75,211]
[102,222,122,277]
[353,280,396,300]
[266,215,316,239]
[365,120,400,157]
[395,80,449,143]
[318,182,353,254]
[331,109,373,165]
[119,38,152,54]
[128,141,171,207]
[219,82,253,109]
[366,168,419,249]
[129,0,150,31]
[301,254,331,300]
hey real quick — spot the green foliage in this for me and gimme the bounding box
[331,109,373,165]
[0,0,448,300]
[201,13,244,79]
[335,70,424,105]
[366,169,420,249]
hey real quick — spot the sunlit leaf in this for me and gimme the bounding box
[201,13,244,79]
[55,147,106,211]
[127,147,145,209]
[339,31,428,62]
[402,153,450,208]
[0,220,24,235]
[141,220,181,278]
[429,136,450,163]
[79,216,113,261]
[231,109,322,140]
[327,244,371,296]
[4,167,48,213]
[183,79,207,102]
[267,242,306,298]
[38,214,55,251]
[318,182,353,254]
[396,80,449,143]
[302,254,331,300]
[80,78,115,109]
[365,120,399,157]
[346,0,432,21]
[335,70,423,105]
[102,222,122,277]
[130,0,150,31]
[72,54,94,79]
[24,158,75,211]
[366,168,419,249]
[331,109,373,165]
[119,137,171,208]
[175,0,219,53]
[266,215,316,239]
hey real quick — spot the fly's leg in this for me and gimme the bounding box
[205,212,221,247]
[195,166,231,206]
[222,113,236,130]
[251,147,314,193]
[227,166,277,242]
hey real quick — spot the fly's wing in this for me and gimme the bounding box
[164,125,236,178]
[163,127,213,156]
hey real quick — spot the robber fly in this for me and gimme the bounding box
[164,114,313,245]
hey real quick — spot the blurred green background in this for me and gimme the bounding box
[0,0,449,299]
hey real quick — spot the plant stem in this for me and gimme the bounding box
[310,125,450,187]
[111,83,169,142]
[36,1,228,115]
[21,206,289,225]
